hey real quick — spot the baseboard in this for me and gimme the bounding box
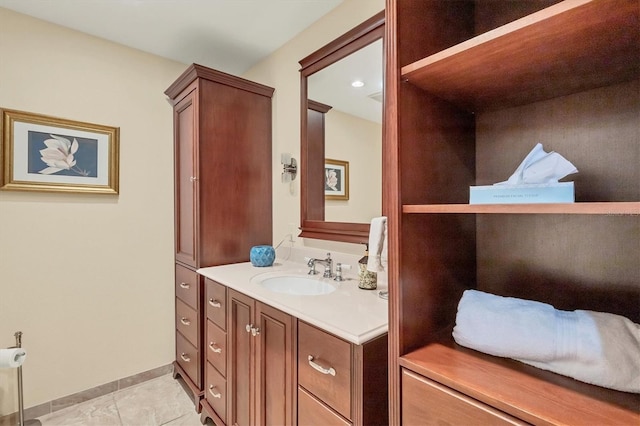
[0,364,173,425]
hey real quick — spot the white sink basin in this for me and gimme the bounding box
[259,275,336,296]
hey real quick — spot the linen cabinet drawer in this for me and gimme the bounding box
[176,331,202,388]
[206,319,226,376]
[205,361,227,424]
[205,278,226,330]
[175,263,199,309]
[402,369,527,426]
[176,298,199,347]
[298,321,352,420]
[298,386,351,426]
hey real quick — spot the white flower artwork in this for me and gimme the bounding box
[38,134,89,176]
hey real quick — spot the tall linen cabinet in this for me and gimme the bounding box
[165,64,274,412]
[384,1,639,425]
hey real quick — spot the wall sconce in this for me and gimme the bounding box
[281,153,297,183]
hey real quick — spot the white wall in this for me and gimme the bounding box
[0,7,186,414]
[243,0,385,255]
[325,109,382,223]
[0,0,384,414]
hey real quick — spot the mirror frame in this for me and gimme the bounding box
[299,11,385,244]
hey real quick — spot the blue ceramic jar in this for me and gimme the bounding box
[250,245,275,267]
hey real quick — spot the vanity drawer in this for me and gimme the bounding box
[298,321,352,420]
[205,278,226,330]
[205,361,227,424]
[298,386,351,426]
[175,263,199,310]
[176,331,202,388]
[176,298,199,348]
[206,319,226,376]
[402,369,527,426]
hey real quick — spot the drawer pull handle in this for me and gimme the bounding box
[308,355,336,376]
[180,353,191,363]
[208,385,222,399]
[209,342,222,353]
[180,317,191,326]
[208,298,222,308]
[179,282,190,289]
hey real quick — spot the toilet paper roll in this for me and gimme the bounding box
[0,348,27,368]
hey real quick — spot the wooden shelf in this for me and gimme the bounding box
[401,0,640,112]
[403,202,640,215]
[400,341,640,425]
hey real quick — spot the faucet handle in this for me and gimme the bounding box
[334,263,351,281]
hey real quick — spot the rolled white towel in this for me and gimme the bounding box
[452,289,640,393]
[522,310,640,393]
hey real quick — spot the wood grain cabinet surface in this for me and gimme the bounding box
[298,321,388,426]
[385,0,640,424]
[401,369,526,426]
[227,289,295,426]
[165,63,274,414]
[201,278,228,425]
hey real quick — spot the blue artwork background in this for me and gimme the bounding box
[27,131,98,177]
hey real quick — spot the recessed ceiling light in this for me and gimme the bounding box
[351,80,365,88]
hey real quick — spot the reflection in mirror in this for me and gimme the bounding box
[307,39,382,223]
[299,11,384,244]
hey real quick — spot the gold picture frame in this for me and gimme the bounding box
[1,108,119,194]
[324,158,349,201]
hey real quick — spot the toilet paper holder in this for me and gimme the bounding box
[6,331,41,426]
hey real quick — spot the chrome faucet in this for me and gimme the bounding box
[307,253,333,278]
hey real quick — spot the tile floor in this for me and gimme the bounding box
[34,374,209,426]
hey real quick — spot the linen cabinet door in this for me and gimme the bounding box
[174,89,198,268]
[227,289,254,426]
[255,302,295,426]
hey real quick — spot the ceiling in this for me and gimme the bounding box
[0,0,343,75]
[0,0,382,124]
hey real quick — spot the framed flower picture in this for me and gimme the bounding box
[324,158,349,201]
[1,108,119,194]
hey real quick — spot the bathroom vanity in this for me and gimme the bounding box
[196,258,389,426]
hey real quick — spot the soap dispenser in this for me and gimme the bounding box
[358,244,377,290]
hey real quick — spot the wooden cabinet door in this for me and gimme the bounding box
[402,369,526,426]
[255,302,295,426]
[174,89,198,267]
[228,290,254,426]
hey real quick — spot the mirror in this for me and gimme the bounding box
[299,11,384,244]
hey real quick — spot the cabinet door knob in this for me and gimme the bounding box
[245,324,253,333]
[308,355,336,376]
[189,176,198,182]
[180,317,191,326]
[180,353,191,363]
[209,342,222,353]
[208,298,222,308]
[179,282,190,289]
[208,385,222,399]
[251,327,260,337]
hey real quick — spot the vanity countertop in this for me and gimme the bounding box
[197,260,388,345]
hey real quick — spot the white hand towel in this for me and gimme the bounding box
[452,289,640,393]
[367,216,387,273]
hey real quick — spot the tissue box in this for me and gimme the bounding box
[469,182,574,204]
